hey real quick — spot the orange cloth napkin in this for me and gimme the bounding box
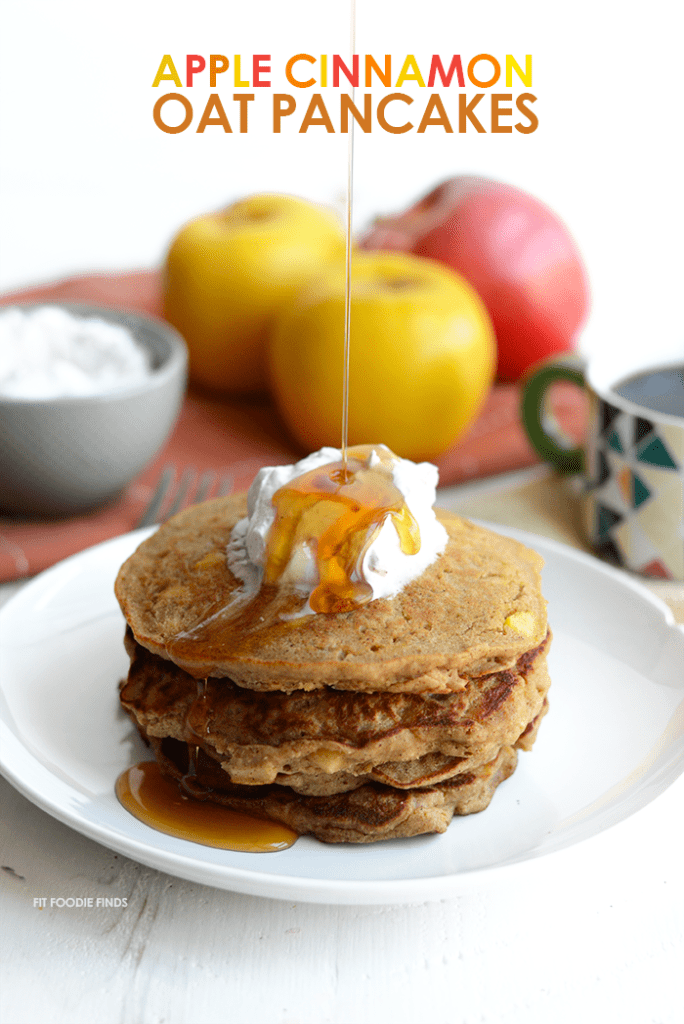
[0,270,584,582]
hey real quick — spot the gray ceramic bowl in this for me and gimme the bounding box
[0,302,188,516]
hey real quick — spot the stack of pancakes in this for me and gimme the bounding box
[115,495,551,843]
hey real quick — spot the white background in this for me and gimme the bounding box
[1,0,683,365]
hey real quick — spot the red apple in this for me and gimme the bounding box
[360,176,590,380]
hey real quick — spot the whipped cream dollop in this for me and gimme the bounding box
[227,445,448,612]
[0,306,150,399]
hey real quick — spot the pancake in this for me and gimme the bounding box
[120,631,551,789]
[271,753,479,796]
[143,733,519,843]
[115,490,551,842]
[115,495,548,691]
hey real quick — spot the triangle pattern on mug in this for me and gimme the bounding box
[632,464,684,521]
[631,481,684,579]
[596,503,623,537]
[594,535,624,567]
[590,397,683,579]
[615,467,652,510]
[658,421,684,464]
[598,451,629,512]
[607,428,624,454]
[632,471,652,509]
[613,518,682,579]
[600,400,621,437]
[634,416,654,446]
[636,435,678,469]
[596,449,610,486]
[638,558,675,580]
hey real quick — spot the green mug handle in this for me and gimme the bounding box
[520,353,586,475]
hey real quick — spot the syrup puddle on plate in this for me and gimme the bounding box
[116,761,297,853]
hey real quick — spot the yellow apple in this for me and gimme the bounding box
[163,194,345,394]
[267,252,496,461]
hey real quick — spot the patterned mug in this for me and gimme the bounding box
[521,353,684,580]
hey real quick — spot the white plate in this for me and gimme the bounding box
[1,525,683,905]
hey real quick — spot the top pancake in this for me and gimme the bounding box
[115,494,547,692]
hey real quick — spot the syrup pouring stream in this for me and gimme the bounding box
[341,0,356,474]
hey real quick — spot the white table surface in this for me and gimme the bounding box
[2,471,683,1024]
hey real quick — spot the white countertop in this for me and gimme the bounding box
[2,772,682,1024]
[2,471,683,1024]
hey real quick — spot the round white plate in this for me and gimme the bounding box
[1,525,683,905]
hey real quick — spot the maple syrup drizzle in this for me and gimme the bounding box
[264,445,420,613]
[166,445,423,666]
[115,762,297,853]
[341,0,357,473]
